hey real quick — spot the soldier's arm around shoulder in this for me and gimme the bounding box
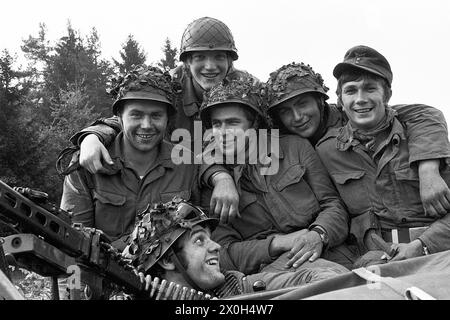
[60,151,95,228]
[392,104,450,164]
[69,116,121,148]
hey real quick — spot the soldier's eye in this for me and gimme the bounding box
[194,235,205,246]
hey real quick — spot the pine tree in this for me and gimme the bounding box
[158,38,178,70]
[0,49,37,187]
[113,34,147,73]
[13,22,116,202]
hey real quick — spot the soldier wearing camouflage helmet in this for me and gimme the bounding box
[199,77,350,284]
[123,197,294,299]
[266,62,345,146]
[266,60,449,153]
[70,16,252,153]
[264,57,450,268]
[60,65,201,251]
[66,17,254,224]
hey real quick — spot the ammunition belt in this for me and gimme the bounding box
[145,276,215,300]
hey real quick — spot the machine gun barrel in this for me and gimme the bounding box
[0,180,143,295]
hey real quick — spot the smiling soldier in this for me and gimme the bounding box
[60,66,200,251]
[316,45,450,266]
[126,198,289,300]
[63,17,255,224]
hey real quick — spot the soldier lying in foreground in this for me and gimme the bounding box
[123,198,343,299]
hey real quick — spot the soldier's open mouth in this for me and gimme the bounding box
[206,257,218,265]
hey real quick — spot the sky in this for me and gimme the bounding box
[1,0,450,124]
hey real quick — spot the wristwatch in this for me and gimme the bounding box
[418,238,429,256]
[311,226,329,247]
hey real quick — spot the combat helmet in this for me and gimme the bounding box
[122,197,218,274]
[108,65,181,116]
[266,62,329,114]
[199,76,266,128]
[179,17,238,62]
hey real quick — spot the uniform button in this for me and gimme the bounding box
[401,218,407,223]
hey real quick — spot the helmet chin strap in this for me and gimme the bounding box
[169,247,203,292]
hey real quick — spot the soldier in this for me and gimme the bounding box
[63,17,252,223]
[199,77,349,280]
[126,198,344,299]
[60,65,200,251]
[315,45,450,266]
[266,61,450,218]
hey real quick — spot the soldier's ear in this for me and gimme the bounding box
[384,87,392,104]
[157,255,176,271]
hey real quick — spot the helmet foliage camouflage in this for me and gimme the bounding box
[266,62,329,113]
[108,65,181,115]
[179,17,238,62]
[199,77,266,126]
[122,197,218,273]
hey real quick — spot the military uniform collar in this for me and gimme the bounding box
[336,124,358,151]
[336,114,406,152]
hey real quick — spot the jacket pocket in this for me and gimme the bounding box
[391,167,422,210]
[238,191,257,213]
[272,164,320,221]
[273,164,305,192]
[330,170,368,215]
[93,190,129,238]
[332,171,365,184]
[160,189,191,203]
[233,190,273,239]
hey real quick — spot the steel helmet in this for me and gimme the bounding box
[199,77,266,127]
[108,65,181,116]
[122,197,218,273]
[266,62,329,113]
[179,17,238,62]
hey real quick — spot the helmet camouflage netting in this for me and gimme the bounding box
[200,76,267,123]
[108,65,182,115]
[266,62,329,111]
[179,17,238,61]
[122,197,217,273]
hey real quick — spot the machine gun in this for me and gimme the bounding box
[0,179,145,299]
[0,180,216,300]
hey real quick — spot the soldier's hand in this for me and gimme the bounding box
[285,230,323,269]
[389,240,423,262]
[419,159,450,217]
[80,134,114,174]
[210,172,241,224]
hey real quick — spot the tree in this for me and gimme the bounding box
[158,38,178,70]
[113,34,147,74]
[0,49,37,187]
[10,22,115,202]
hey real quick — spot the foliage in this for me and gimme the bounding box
[158,38,178,70]
[0,23,175,204]
[113,34,147,74]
